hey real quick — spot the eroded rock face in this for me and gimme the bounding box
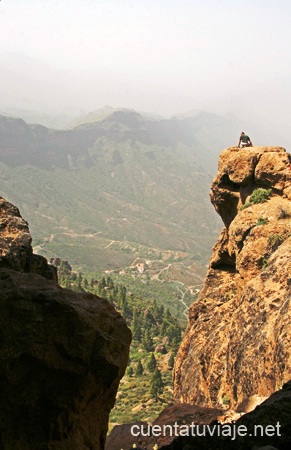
[210,146,291,226]
[174,147,291,410]
[0,197,132,450]
[0,196,56,280]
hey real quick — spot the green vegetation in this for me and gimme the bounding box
[150,368,165,401]
[241,201,251,210]
[255,216,269,226]
[0,110,222,276]
[249,188,272,204]
[135,360,144,377]
[57,263,185,425]
[147,353,157,372]
[168,352,175,369]
[242,188,272,210]
[59,270,196,323]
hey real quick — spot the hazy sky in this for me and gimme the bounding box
[0,0,291,129]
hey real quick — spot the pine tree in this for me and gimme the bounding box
[75,272,83,292]
[108,293,115,306]
[106,276,114,289]
[171,336,180,353]
[135,360,144,377]
[121,299,131,319]
[159,321,168,337]
[159,305,165,317]
[165,308,171,320]
[97,284,105,296]
[142,329,154,352]
[118,285,127,307]
[147,353,157,372]
[152,299,159,317]
[150,368,164,401]
[166,324,176,342]
[132,309,142,342]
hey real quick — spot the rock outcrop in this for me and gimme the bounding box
[158,380,291,450]
[0,196,56,280]
[105,404,223,450]
[0,197,132,450]
[174,147,291,410]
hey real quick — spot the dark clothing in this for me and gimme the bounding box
[240,134,250,143]
[238,133,252,147]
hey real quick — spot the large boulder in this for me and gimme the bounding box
[0,197,132,449]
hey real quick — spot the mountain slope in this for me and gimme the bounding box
[0,109,227,271]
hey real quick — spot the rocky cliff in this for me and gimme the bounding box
[0,197,132,450]
[174,146,291,410]
[0,196,56,280]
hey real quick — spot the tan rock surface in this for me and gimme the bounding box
[0,196,56,280]
[174,146,291,410]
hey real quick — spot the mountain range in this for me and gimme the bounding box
[0,107,242,273]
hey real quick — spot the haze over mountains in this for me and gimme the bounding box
[0,107,233,273]
[0,51,290,151]
[1,51,290,276]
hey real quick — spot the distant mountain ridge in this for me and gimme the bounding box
[0,108,240,170]
[0,108,236,271]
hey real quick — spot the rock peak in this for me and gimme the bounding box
[210,146,291,227]
[174,145,291,411]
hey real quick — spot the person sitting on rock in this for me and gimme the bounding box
[238,132,252,148]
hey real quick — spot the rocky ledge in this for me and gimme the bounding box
[0,196,56,280]
[0,197,131,450]
[174,146,291,410]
